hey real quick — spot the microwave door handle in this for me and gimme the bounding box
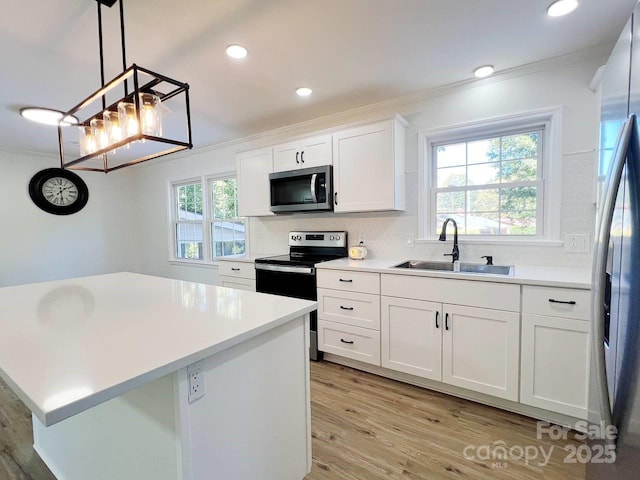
[310,173,317,203]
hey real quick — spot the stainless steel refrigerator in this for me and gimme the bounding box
[589,2,640,478]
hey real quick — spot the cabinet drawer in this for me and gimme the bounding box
[522,286,590,321]
[381,274,520,312]
[317,288,380,329]
[218,261,256,280]
[317,269,380,294]
[220,277,256,292]
[318,320,381,366]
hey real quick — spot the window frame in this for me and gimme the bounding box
[418,107,563,244]
[207,174,247,259]
[169,173,248,265]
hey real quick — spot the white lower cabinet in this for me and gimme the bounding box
[381,297,442,381]
[520,314,590,418]
[318,320,381,365]
[218,260,256,292]
[442,304,520,401]
[381,296,520,401]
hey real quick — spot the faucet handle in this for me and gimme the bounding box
[481,255,493,265]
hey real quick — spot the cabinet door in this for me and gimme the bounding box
[442,305,520,401]
[381,297,442,381]
[236,147,274,216]
[332,119,404,213]
[520,314,590,418]
[273,141,301,172]
[298,135,332,169]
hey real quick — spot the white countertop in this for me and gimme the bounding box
[0,272,316,426]
[316,258,592,289]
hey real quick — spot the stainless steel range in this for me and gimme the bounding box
[254,231,348,361]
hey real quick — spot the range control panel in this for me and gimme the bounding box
[289,231,347,248]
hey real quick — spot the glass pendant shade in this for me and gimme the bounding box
[103,110,123,144]
[139,93,162,136]
[118,101,139,137]
[79,125,96,156]
[90,118,109,150]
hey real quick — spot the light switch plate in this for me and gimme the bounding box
[565,234,591,253]
[405,233,415,248]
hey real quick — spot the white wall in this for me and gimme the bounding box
[132,49,605,284]
[0,151,139,287]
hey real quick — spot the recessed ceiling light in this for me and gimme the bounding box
[547,0,579,17]
[473,65,494,78]
[226,44,248,59]
[296,87,312,97]
[20,107,78,126]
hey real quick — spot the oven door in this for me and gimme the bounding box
[255,263,323,361]
[269,165,332,213]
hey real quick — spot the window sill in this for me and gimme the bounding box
[168,259,220,269]
[416,237,564,247]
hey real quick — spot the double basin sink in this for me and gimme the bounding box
[393,260,514,276]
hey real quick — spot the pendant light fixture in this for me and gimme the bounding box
[58,0,193,173]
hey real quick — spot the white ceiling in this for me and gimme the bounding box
[1,0,637,158]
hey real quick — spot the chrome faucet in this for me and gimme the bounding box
[439,218,459,262]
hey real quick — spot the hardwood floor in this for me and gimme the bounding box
[0,361,585,480]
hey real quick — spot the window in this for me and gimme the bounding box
[421,108,561,241]
[171,175,246,262]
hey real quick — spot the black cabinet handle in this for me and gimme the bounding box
[340,306,354,311]
[296,152,299,164]
[231,268,240,271]
[445,313,450,331]
[301,151,305,163]
[435,311,440,329]
[334,192,338,205]
[340,339,354,344]
[339,278,353,283]
[549,298,577,305]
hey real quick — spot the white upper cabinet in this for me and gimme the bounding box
[332,116,406,213]
[273,135,332,172]
[236,147,274,217]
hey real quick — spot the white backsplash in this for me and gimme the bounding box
[250,150,596,269]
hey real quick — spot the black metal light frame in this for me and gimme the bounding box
[58,0,193,173]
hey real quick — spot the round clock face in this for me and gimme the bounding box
[28,168,89,215]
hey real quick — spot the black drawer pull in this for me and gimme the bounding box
[445,313,450,331]
[339,278,353,283]
[548,298,576,305]
[301,151,305,163]
[340,339,354,344]
[334,192,338,205]
[296,152,300,164]
[340,306,354,311]
[231,268,240,271]
[435,311,440,329]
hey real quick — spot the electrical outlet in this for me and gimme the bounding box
[187,363,205,403]
[358,234,366,244]
[405,232,415,248]
[565,234,591,253]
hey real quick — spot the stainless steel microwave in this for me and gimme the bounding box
[269,165,333,213]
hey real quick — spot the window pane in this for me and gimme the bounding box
[437,191,465,213]
[437,166,466,187]
[467,139,493,164]
[500,186,537,211]
[436,215,465,235]
[466,212,500,235]
[212,220,246,257]
[468,189,499,212]
[501,158,537,182]
[211,178,238,220]
[177,183,203,221]
[175,223,203,259]
[500,133,538,161]
[467,163,499,186]
[501,211,537,235]
[436,143,466,168]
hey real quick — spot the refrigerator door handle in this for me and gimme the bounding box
[592,113,636,433]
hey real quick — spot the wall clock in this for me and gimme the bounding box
[28,168,89,215]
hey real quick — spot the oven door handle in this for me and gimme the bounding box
[255,263,315,275]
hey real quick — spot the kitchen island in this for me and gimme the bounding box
[0,272,316,480]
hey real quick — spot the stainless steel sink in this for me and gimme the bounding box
[392,260,514,276]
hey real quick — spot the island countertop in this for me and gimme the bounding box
[0,272,316,426]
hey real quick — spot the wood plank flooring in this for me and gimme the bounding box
[0,361,585,480]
